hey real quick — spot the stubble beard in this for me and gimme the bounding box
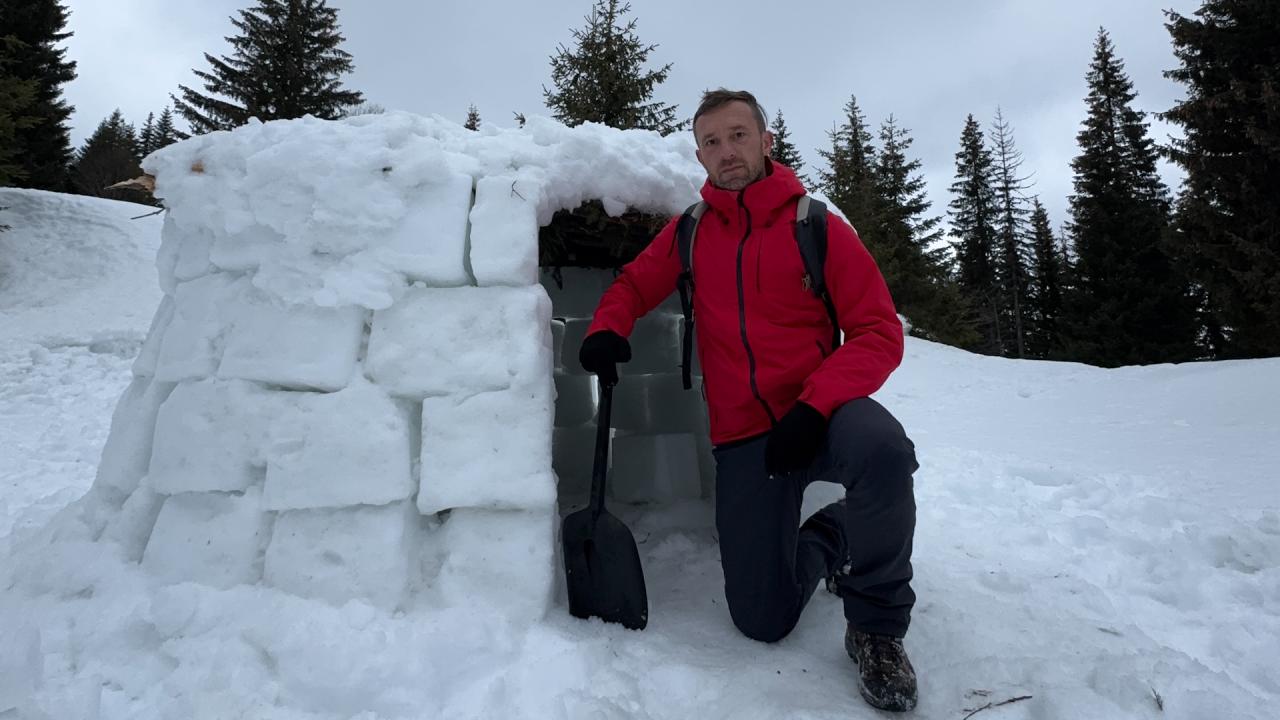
[713,160,767,191]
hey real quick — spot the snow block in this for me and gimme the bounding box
[554,372,596,427]
[132,295,175,378]
[378,172,473,286]
[99,485,166,562]
[419,379,556,514]
[434,509,555,623]
[552,423,603,502]
[94,377,176,494]
[209,223,283,273]
[154,273,244,383]
[469,175,539,286]
[0,622,41,713]
[173,225,214,282]
[217,287,366,392]
[559,318,594,376]
[366,285,551,398]
[264,501,419,610]
[624,313,682,375]
[611,373,707,433]
[147,379,271,495]
[551,319,565,369]
[141,487,273,589]
[263,379,414,511]
[539,267,610,319]
[610,433,702,504]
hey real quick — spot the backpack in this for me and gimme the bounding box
[673,195,841,391]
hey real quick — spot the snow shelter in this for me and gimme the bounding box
[88,112,714,619]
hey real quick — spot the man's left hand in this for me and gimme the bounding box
[764,402,827,476]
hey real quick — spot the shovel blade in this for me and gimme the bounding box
[562,508,648,630]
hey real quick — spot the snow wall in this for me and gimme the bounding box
[88,111,713,619]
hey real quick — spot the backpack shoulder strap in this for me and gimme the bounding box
[675,201,706,390]
[794,197,842,351]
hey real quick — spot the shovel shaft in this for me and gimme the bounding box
[589,379,613,518]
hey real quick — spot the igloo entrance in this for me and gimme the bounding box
[539,202,716,515]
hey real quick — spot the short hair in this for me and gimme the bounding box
[692,89,768,135]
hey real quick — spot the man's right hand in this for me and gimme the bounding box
[578,330,631,386]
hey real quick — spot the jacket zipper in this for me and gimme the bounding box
[735,192,777,426]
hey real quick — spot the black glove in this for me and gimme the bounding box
[578,330,631,386]
[765,402,827,476]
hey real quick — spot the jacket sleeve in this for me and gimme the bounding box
[797,214,904,418]
[586,217,684,338]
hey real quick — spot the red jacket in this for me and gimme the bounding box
[587,162,903,445]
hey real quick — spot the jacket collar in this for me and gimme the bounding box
[699,160,806,220]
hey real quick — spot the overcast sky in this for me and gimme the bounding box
[61,0,1201,234]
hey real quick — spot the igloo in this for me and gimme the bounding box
[89,112,717,620]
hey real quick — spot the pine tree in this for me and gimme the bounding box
[1063,29,1198,367]
[1026,198,1065,358]
[1163,1,1280,358]
[947,114,1000,354]
[818,96,878,235]
[872,117,976,347]
[137,112,157,159]
[464,104,481,131]
[0,43,40,186]
[768,109,808,184]
[152,107,184,149]
[543,0,683,135]
[990,107,1033,358]
[0,0,77,190]
[71,109,141,199]
[174,0,364,134]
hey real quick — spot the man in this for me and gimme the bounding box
[578,89,919,713]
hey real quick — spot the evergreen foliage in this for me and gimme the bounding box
[768,109,808,184]
[869,117,976,347]
[1062,29,1198,366]
[0,0,76,190]
[174,0,364,134]
[990,108,1034,358]
[464,104,481,131]
[1026,198,1065,358]
[947,114,1001,353]
[543,0,683,135]
[818,96,878,236]
[71,109,142,200]
[1163,0,1280,358]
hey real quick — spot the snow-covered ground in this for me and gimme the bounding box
[1,189,1276,719]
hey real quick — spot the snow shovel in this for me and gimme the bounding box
[561,378,648,630]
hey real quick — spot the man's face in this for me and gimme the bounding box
[694,101,773,191]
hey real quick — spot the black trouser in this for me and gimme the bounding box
[713,398,917,642]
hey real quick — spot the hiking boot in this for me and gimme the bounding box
[845,626,918,712]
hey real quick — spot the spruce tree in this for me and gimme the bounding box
[1063,29,1198,366]
[1026,197,1065,358]
[0,44,39,186]
[0,0,77,190]
[71,109,141,199]
[947,114,1000,354]
[1163,1,1280,358]
[137,112,157,159]
[174,0,364,134]
[543,0,683,134]
[990,107,1033,358]
[768,109,808,184]
[464,104,481,131]
[872,117,975,347]
[151,107,184,149]
[818,96,878,235]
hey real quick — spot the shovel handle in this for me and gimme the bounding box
[589,378,614,517]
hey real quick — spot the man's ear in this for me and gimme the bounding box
[695,147,704,165]
[762,130,774,156]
